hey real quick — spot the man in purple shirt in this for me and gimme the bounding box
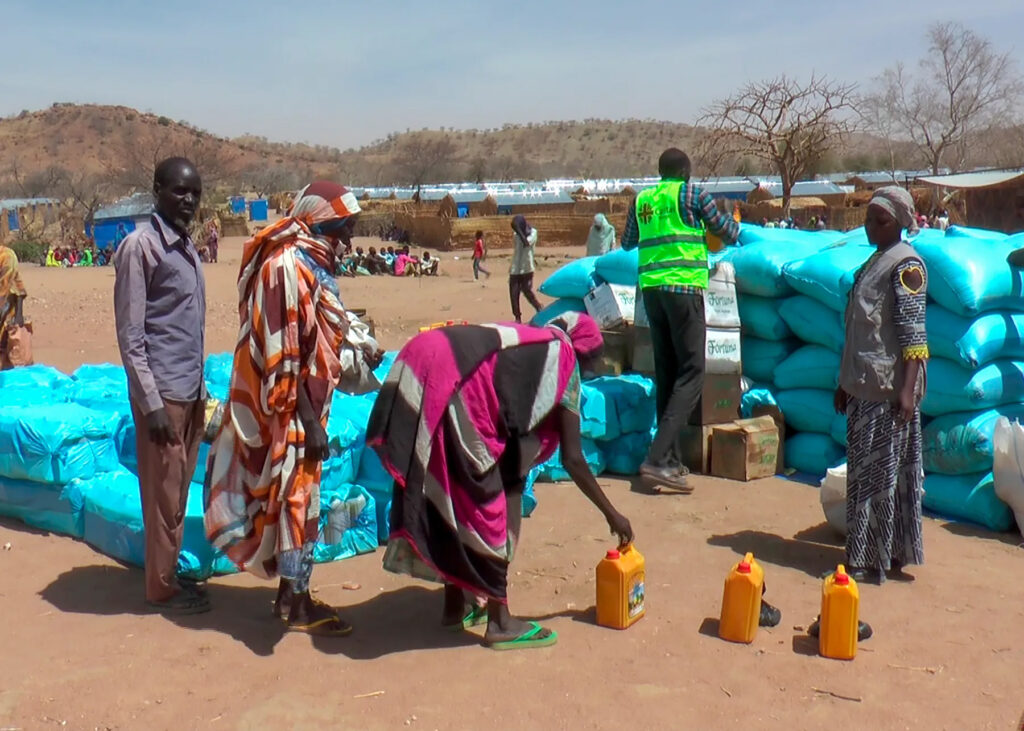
[114,157,209,614]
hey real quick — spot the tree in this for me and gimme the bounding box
[870,22,1024,174]
[698,74,860,217]
[392,134,457,186]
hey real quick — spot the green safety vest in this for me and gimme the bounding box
[635,180,708,290]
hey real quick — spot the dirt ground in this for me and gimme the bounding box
[3,236,1023,731]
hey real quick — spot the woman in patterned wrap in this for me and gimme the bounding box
[835,186,928,584]
[205,181,362,636]
[366,313,633,650]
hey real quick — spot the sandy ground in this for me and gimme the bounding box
[3,236,1024,731]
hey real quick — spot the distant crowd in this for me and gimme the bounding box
[45,245,110,267]
[341,244,439,277]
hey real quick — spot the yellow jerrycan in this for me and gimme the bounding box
[718,552,764,643]
[819,564,859,660]
[596,544,646,629]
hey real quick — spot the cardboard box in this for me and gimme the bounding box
[751,404,786,474]
[591,328,631,376]
[630,326,655,375]
[706,327,742,375]
[710,416,781,481]
[704,262,740,329]
[634,287,648,328]
[632,263,738,329]
[693,373,742,426]
[585,283,638,330]
[679,424,713,474]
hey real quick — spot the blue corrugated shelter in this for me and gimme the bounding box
[248,199,268,221]
[88,193,153,250]
[229,196,246,215]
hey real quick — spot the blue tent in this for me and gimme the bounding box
[248,199,268,221]
[87,193,153,250]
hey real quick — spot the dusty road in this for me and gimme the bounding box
[2,236,1023,730]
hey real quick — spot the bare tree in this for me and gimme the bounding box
[872,22,1024,175]
[392,134,457,186]
[698,74,860,216]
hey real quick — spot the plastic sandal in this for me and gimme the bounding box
[146,591,211,615]
[444,604,489,632]
[486,621,558,651]
[286,616,354,637]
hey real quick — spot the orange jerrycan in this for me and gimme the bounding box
[820,564,859,660]
[718,552,764,643]
[596,544,645,629]
[707,204,742,253]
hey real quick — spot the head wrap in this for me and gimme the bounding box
[238,181,361,303]
[869,186,918,235]
[512,214,532,243]
[546,312,603,359]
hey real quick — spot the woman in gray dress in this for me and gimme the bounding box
[835,186,928,584]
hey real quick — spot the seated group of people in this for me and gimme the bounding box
[45,246,109,267]
[341,244,439,277]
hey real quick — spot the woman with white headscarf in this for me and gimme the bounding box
[585,213,616,257]
[834,186,927,585]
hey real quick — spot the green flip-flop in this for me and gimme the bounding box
[444,604,489,632]
[486,621,558,651]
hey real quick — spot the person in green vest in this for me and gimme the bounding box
[621,148,739,491]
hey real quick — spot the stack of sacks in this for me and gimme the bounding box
[0,356,390,578]
[912,227,1024,531]
[533,248,640,326]
[0,366,123,539]
[729,222,1023,531]
[722,225,846,475]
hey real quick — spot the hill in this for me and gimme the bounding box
[1,103,930,199]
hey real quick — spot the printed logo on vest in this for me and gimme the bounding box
[638,202,655,225]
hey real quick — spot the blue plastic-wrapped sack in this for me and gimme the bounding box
[775,389,835,434]
[0,364,73,392]
[601,430,654,475]
[355,448,393,544]
[922,406,1024,475]
[80,469,237,579]
[373,351,397,383]
[927,306,1024,369]
[923,359,1024,416]
[594,248,638,286]
[785,433,846,476]
[737,294,792,340]
[741,337,799,383]
[0,404,121,484]
[579,382,618,441]
[830,412,848,447]
[585,374,656,435]
[314,482,378,563]
[204,352,234,385]
[535,439,605,483]
[782,241,874,312]
[321,443,364,493]
[72,363,127,386]
[531,298,587,327]
[538,257,600,299]
[773,345,840,391]
[914,230,1024,316]
[0,386,67,409]
[731,229,835,297]
[740,385,777,419]
[777,296,845,353]
[0,477,86,537]
[923,472,1014,532]
[522,467,540,517]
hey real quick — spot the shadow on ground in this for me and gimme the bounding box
[706,523,845,578]
[941,520,1023,548]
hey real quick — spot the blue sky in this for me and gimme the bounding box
[2,0,1022,149]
